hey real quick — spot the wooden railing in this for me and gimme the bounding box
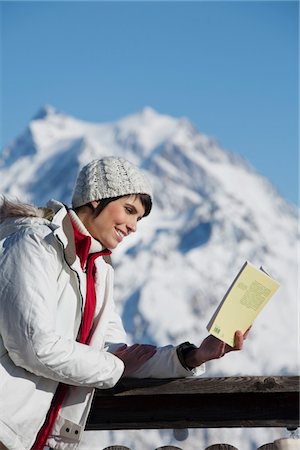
[86,376,300,449]
[100,446,298,450]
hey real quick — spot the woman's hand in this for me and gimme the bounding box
[113,343,157,377]
[184,327,251,368]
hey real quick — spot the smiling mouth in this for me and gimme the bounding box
[115,228,126,241]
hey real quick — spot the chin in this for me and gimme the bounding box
[106,241,119,250]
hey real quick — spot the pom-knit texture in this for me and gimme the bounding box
[72,156,152,208]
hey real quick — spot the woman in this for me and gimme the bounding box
[0,156,246,450]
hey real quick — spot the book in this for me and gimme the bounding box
[207,261,280,347]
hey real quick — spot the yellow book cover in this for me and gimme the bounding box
[207,261,280,347]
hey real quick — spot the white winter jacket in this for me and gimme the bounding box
[0,200,204,450]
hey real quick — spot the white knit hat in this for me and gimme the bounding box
[72,156,152,208]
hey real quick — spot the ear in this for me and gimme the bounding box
[90,200,99,210]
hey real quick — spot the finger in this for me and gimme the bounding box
[131,344,157,353]
[213,340,226,357]
[118,344,128,350]
[140,344,157,353]
[121,344,139,354]
[143,347,157,357]
[113,344,127,354]
[136,353,156,363]
[234,330,244,350]
[134,346,157,359]
[129,343,139,350]
[128,343,156,351]
[218,341,226,357]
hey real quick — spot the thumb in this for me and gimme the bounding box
[114,344,127,353]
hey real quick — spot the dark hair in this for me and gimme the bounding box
[75,194,152,218]
[137,193,152,217]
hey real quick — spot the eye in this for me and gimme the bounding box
[125,206,133,214]
[124,204,143,221]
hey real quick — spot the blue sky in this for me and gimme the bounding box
[1,1,298,205]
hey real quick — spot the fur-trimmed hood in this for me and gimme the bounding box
[0,197,58,242]
[0,197,54,223]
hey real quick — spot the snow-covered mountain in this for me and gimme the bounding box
[1,106,298,449]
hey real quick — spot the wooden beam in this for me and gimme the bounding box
[86,376,299,430]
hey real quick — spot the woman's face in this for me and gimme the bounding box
[83,195,145,249]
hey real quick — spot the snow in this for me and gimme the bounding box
[0,105,298,450]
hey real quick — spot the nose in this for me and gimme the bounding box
[127,218,137,234]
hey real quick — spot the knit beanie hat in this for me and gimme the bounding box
[72,156,152,208]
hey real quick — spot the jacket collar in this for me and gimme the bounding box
[46,200,77,267]
[68,209,104,254]
[47,200,109,268]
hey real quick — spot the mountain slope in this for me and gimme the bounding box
[0,106,298,449]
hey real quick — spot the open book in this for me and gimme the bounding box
[207,261,280,347]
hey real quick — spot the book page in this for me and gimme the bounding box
[207,262,280,347]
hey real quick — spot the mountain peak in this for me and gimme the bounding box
[32,104,58,121]
[139,106,160,119]
[117,106,176,126]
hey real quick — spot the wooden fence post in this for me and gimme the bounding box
[102,446,131,450]
[155,446,183,450]
[205,445,239,450]
[257,444,276,450]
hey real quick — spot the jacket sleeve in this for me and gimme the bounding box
[0,226,124,389]
[128,345,205,379]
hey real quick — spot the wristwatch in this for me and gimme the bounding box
[176,341,197,370]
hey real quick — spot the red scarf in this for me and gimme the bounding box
[32,215,111,449]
